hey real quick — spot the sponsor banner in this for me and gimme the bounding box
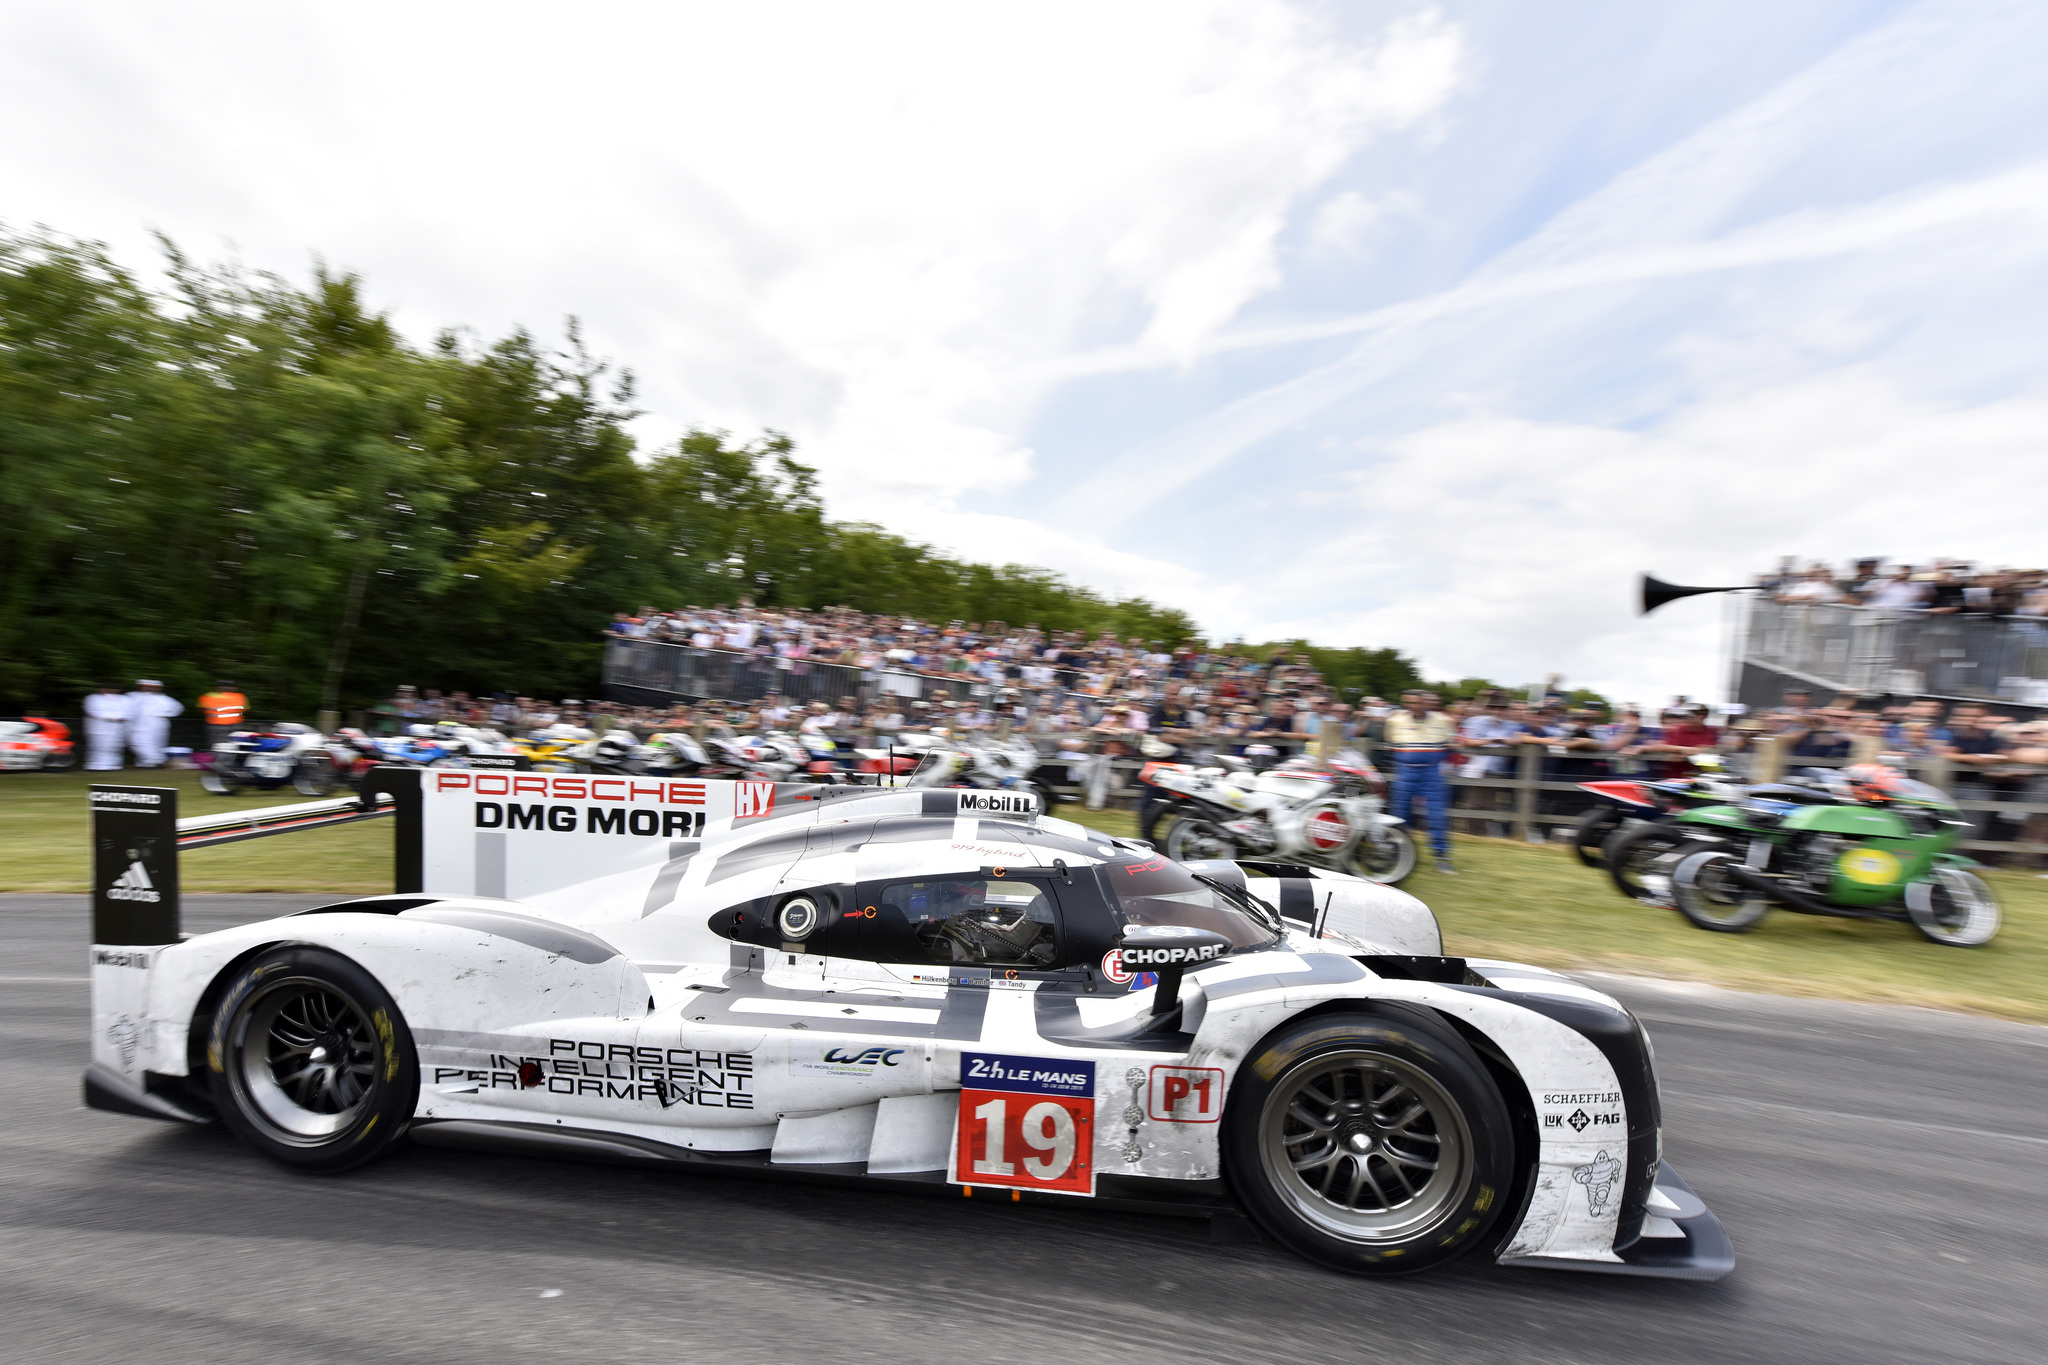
[417,774,857,899]
[428,1039,754,1109]
[955,790,1038,818]
[90,785,179,945]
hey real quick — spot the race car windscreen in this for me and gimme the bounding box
[1101,854,1279,951]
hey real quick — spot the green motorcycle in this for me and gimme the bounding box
[1644,765,2000,947]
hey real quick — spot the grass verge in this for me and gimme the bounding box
[5,775,2043,1021]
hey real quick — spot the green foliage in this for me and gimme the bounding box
[0,227,1212,713]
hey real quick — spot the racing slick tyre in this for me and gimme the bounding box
[1164,816,1240,863]
[1670,849,1769,933]
[1602,821,1689,904]
[292,754,338,797]
[1342,825,1417,885]
[207,947,418,1173]
[1904,867,2001,947]
[1223,1009,1513,1275]
[41,750,76,771]
[1572,808,1622,867]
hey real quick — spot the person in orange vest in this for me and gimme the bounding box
[197,680,249,754]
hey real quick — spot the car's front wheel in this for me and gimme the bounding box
[1223,1009,1513,1275]
[207,947,417,1172]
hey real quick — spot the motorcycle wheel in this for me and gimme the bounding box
[292,755,337,797]
[1602,822,1689,905]
[1572,809,1622,868]
[1031,781,1060,813]
[1343,826,1417,885]
[1139,798,1186,845]
[1671,849,1769,933]
[1904,868,2001,947]
[1165,817,1241,863]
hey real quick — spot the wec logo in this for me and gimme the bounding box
[823,1047,904,1068]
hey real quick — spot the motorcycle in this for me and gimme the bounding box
[1139,749,1416,885]
[1573,756,1747,870]
[1626,764,1999,946]
[202,723,338,796]
[906,733,1060,810]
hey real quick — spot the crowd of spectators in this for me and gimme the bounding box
[1761,557,2048,616]
[362,599,2047,858]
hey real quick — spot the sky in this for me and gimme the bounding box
[5,0,2046,705]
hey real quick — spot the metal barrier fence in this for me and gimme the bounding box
[602,638,987,710]
[1743,599,2048,705]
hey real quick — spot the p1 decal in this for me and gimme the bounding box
[735,782,775,819]
[957,1052,1095,1196]
[1147,1065,1224,1123]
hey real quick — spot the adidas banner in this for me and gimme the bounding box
[91,785,179,945]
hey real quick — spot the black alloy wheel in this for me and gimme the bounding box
[1223,1008,1513,1275]
[208,947,417,1172]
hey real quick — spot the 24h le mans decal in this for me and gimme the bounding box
[957,1053,1096,1195]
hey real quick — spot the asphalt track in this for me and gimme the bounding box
[6,894,2047,1365]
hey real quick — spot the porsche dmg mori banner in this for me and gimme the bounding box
[90,785,179,944]
[417,771,871,900]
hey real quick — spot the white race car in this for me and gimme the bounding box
[85,772,1730,1279]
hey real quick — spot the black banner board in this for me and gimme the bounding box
[90,785,179,945]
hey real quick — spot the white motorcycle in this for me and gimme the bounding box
[906,732,1059,811]
[1138,749,1416,884]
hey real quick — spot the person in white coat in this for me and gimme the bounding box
[125,680,184,769]
[83,684,130,771]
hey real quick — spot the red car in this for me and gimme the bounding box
[0,717,77,771]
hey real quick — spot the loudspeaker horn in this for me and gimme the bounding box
[1640,574,1751,616]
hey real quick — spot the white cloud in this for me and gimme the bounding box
[0,0,1465,515]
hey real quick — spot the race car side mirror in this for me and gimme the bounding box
[1115,925,1231,1018]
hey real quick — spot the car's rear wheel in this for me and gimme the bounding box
[42,749,77,771]
[1223,1009,1513,1275]
[207,947,417,1172]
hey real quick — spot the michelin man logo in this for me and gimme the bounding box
[106,1015,142,1074]
[1573,1149,1623,1217]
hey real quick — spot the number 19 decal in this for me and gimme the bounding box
[956,1052,1096,1195]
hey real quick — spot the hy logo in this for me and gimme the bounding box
[823,1046,904,1068]
[1573,1149,1623,1217]
[735,782,776,818]
[107,859,161,903]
